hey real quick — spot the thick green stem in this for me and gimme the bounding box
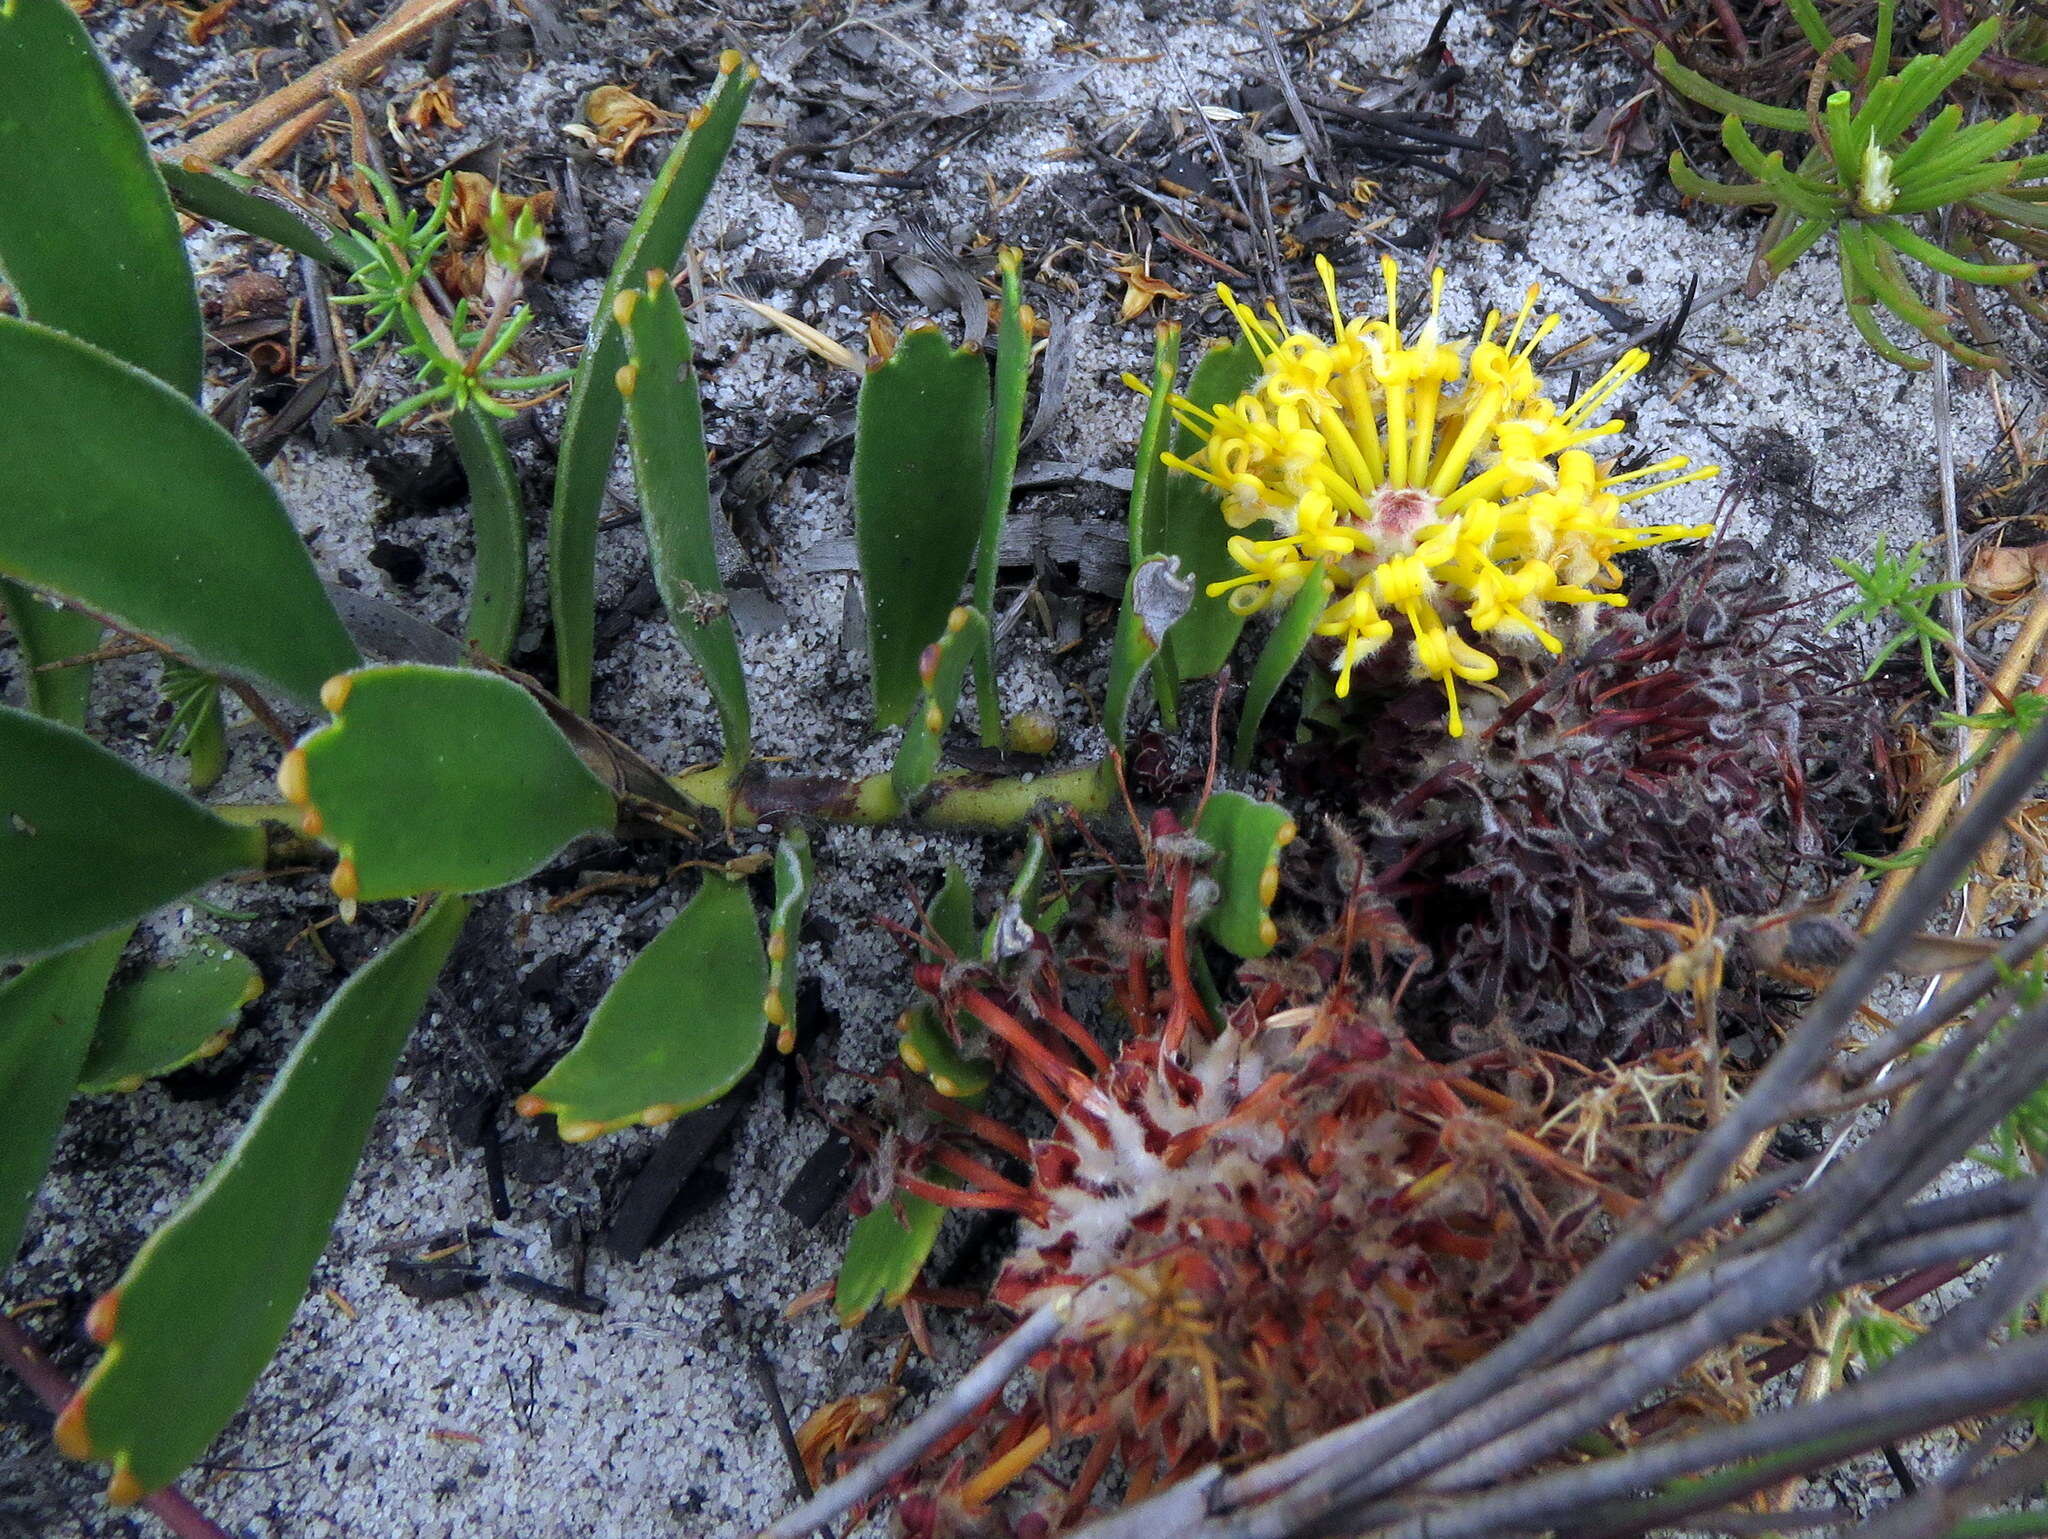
[672,758,1115,832]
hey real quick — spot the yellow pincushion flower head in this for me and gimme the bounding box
[1137,256,1719,736]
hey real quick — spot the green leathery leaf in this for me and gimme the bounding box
[547,53,756,716]
[0,317,360,711]
[158,159,345,268]
[1,582,98,727]
[855,326,993,729]
[0,0,201,398]
[971,247,1030,743]
[290,665,616,902]
[519,874,766,1138]
[926,861,977,959]
[1159,339,1262,682]
[0,707,264,962]
[1130,324,1184,731]
[0,929,128,1273]
[836,1186,946,1327]
[449,407,527,664]
[1192,789,1297,960]
[618,274,751,767]
[765,828,813,1053]
[896,1003,992,1102]
[67,896,469,1498]
[1104,555,1196,751]
[891,606,987,805]
[1233,564,1332,774]
[78,940,262,1095]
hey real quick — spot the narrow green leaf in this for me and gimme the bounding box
[1,581,98,727]
[0,0,200,398]
[855,327,993,728]
[78,940,262,1094]
[1651,47,1812,132]
[448,407,527,665]
[547,53,756,715]
[1667,152,1777,208]
[971,248,1030,744]
[618,274,750,767]
[1128,324,1186,730]
[0,317,360,711]
[1869,214,2036,284]
[926,861,977,959]
[1105,556,1195,751]
[765,828,813,1053]
[983,827,1053,960]
[1192,789,1296,959]
[1159,339,1262,682]
[896,1004,992,1102]
[68,896,469,1499]
[1888,105,1965,181]
[891,606,987,806]
[0,707,264,962]
[836,1188,945,1327]
[1233,564,1332,773]
[0,929,129,1273]
[158,159,345,268]
[1764,215,1835,275]
[290,665,616,903]
[1874,20,2001,141]
[1838,238,1933,370]
[519,874,766,1139]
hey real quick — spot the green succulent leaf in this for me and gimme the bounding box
[1651,46,1810,132]
[67,896,469,1499]
[0,317,360,712]
[547,52,755,716]
[855,327,994,729]
[290,665,616,902]
[618,273,751,768]
[896,1003,993,1102]
[0,0,201,398]
[1233,563,1333,774]
[1,582,98,727]
[78,940,262,1095]
[836,1187,946,1327]
[449,407,528,665]
[765,828,813,1053]
[1159,339,1263,682]
[0,707,265,962]
[519,874,766,1139]
[984,827,1055,959]
[158,159,345,268]
[891,606,988,806]
[1192,789,1296,960]
[1667,151,1777,208]
[926,861,978,959]
[971,247,1031,744]
[0,929,129,1273]
[1105,556,1197,753]
[1129,324,1185,732]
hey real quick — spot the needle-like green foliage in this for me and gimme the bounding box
[1826,534,1964,693]
[1659,0,2048,369]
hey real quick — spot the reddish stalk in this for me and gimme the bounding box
[0,1312,233,1539]
[956,989,1095,1108]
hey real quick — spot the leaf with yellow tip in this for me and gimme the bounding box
[890,606,987,806]
[835,1186,946,1328]
[77,940,261,1095]
[854,326,992,728]
[765,829,813,1054]
[289,665,617,901]
[66,896,469,1498]
[1192,790,1296,959]
[518,874,766,1137]
[897,1005,993,1102]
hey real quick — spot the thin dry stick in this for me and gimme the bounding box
[234,97,339,175]
[757,1278,1130,1539]
[181,0,478,168]
[0,1312,233,1539]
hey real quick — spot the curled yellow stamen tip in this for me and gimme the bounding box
[319,674,353,715]
[276,748,310,806]
[961,1424,1054,1511]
